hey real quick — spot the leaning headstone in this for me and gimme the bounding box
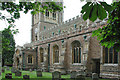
[76,74,85,80]
[11,67,17,73]
[92,73,99,80]
[70,71,77,79]
[36,69,42,77]
[5,73,12,79]
[29,69,32,72]
[52,71,61,80]
[23,75,30,79]
[15,70,22,76]
[2,68,5,73]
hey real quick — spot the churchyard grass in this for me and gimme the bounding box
[1,68,111,80]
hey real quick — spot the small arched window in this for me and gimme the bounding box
[71,41,81,63]
[53,45,59,63]
[28,55,33,64]
[40,48,44,62]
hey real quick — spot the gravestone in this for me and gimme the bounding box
[92,73,99,80]
[76,74,85,80]
[11,67,17,73]
[29,69,32,72]
[78,70,86,76]
[70,71,77,79]
[6,67,9,70]
[15,70,22,76]
[36,69,42,77]
[2,68,5,73]
[34,69,36,71]
[23,75,30,79]
[5,73,12,79]
[52,71,61,80]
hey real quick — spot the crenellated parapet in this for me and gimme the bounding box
[39,14,108,41]
[25,15,108,48]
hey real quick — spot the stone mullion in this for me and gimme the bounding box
[74,48,76,63]
[78,47,80,63]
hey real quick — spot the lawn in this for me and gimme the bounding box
[1,67,111,80]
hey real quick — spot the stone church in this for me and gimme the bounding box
[13,2,120,79]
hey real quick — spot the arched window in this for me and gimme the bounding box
[53,45,59,63]
[40,48,44,62]
[103,47,118,64]
[28,55,33,64]
[72,41,81,63]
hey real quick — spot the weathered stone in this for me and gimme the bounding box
[6,67,10,70]
[15,71,22,76]
[23,75,30,79]
[2,68,5,73]
[78,70,86,76]
[5,73,12,79]
[76,74,85,80]
[29,69,32,72]
[70,71,77,79]
[36,69,42,77]
[52,71,61,80]
[11,67,17,73]
[92,73,99,80]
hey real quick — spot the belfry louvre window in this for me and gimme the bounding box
[28,55,33,64]
[72,41,81,63]
[103,47,118,64]
[53,45,59,63]
[53,12,56,20]
[45,10,49,17]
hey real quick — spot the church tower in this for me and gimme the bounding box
[31,2,63,42]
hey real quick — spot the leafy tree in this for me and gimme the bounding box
[0,2,63,25]
[2,28,15,66]
[0,2,63,66]
[81,1,120,52]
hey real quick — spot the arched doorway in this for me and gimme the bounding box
[16,57,19,68]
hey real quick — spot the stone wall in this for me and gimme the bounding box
[100,64,119,79]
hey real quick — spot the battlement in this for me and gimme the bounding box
[40,14,83,34]
[34,14,108,47]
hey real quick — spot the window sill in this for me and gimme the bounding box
[53,63,60,65]
[27,63,34,65]
[72,63,83,66]
[103,64,118,66]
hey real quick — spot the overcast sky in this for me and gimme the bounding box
[0,0,112,46]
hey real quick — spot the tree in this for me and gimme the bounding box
[81,1,120,52]
[0,2,63,25]
[2,28,15,66]
[0,2,63,66]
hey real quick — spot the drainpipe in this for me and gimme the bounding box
[36,46,38,69]
[48,43,50,72]
[22,51,25,70]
